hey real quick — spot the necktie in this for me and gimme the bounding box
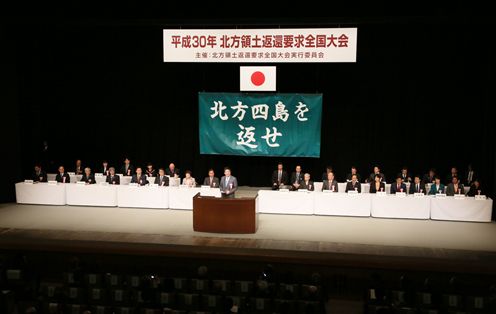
[225,177,229,187]
[278,171,281,182]
[417,184,419,192]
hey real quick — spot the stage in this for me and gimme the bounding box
[1,193,496,275]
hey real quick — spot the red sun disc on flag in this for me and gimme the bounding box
[251,71,265,86]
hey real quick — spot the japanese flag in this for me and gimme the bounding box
[240,66,276,91]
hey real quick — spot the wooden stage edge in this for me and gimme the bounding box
[1,228,495,275]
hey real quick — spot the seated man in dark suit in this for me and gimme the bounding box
[345,166,361,182]
[428,177,446,195]
[154,168,169,186]
[290,165,304,191]
[400,167,412,183]
[467,179,483,196]
[446,167,459,185]
[369,174,386,193]
[220,167,238,198]
[106,167,120,185]
[390,176,407,194]
[81,167,96,184]
[321,165,333,182]
[367,166,386,183]
[322,171,338,192]
[166,163,180,178]
[409,175,426,194]
[55,166,70,183]
[120,157,135,176]
[422,168,437,184]
[100,161,110,176]
[345,174,361,193]
[300,173,314,191]
[203,169,220,188]
[32,164,48,182]
[446,176,464,196]
[145,162,156,177]
[74,159,83,175]
[131,167,148,186]
[271,162,288,190]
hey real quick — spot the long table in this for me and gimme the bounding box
[14,183,493,222]
[15,182,66,205]
[430,197,493,222]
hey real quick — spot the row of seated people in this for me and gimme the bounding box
[271,163,477,189]
[28,164,484,196]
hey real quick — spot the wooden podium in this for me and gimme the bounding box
[193,193,258,233]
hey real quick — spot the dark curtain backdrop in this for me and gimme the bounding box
[1,16,495,203]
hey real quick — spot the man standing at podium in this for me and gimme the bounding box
[220,167,237,198]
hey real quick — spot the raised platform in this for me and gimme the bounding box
[1,200,496,275]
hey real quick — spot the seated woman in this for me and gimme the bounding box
[369,174,386,193]
[81,167,96,184]
[467,179,484,196]
[182,170,196,187]
[428,177,446,195]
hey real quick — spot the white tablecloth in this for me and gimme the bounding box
[117,186,169,209]
[258,190,314,214]
[15,182,66,205]
[371,195,431,219]
[66,184,118,207]
[314,192,371,217]
[168,187,202,210]
[430,197,493,222]
[315,182,391,194]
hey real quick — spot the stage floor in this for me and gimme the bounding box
[1,199,496,274]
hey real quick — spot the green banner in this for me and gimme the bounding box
[199,93,322,157]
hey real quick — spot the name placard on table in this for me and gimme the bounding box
[376,191,387,196]
[347,190,359,195]
[436,193,447,198]
[395,192,406,197]
[475,195,487,200]
[454,194,466,200]
[48,180,58,185]
[413,193,425,198]
[24,180,34,184]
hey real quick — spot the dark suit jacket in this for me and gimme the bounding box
[100,167,111,176]
[290,172,304,185]
[120,164,135,176]
[368,173,386,183]
[400,173,412,183]
[390,183,407,194]
[145,169,157,177]
[272,170,288,185]
[81,174,96,184]
[131,174,148,186]
[32,170,48,182]
[154,175,170,186]
[74,166,84,175]
[346,173,361,182]
[300,180,314,191]
[165,168,180,177]
[467,184,483,197]
[409,182,426,194]
[55,173,70,183]
[345,181,361,193]
[369,182,386,193]
[322,180,338,192]
[429,184,446,195]
[446,183,465,196]
[220,176,238,197]
[422,174,436,184]
[203,176,220,187]
[106,175,120,185]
